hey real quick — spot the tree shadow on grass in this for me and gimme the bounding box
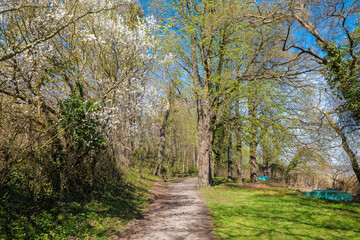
[207,180,360,240]
[211,178,227,186]
[213,201,360,239]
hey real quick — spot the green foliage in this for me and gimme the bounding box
[60,94,105,149]
[124,2,145,28]
[0,173,152,239]
[188,166,198,175]
[200,178,360,239]
[323,43,360,123]
[132,148,157,173]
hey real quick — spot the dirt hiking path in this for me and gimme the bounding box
[116,177,213,240]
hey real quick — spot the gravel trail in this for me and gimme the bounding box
[116,177,213,240]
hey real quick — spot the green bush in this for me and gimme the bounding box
[188,166,198,175]
[60,93,105,149]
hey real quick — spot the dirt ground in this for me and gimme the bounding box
[115,177,213,240]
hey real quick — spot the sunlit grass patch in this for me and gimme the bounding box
[200,178,360,240]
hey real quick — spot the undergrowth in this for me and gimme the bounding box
[0,168,160,239]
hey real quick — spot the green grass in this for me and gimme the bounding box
[0,169,159,239]
[200,178,360,240]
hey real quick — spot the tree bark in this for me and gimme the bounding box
[235,100,243,183]
[236,128,243,183]
[227,125,233,181]
[154,68,172,177]
[209,143,214,180]
[197,70,213,187]
[249,140,257,182]
[193,146,197,169]
[248,96,258,182]
[190,33,213,187]
[197,107,213,187]
[154,102,170,176]
[262,147,270,177]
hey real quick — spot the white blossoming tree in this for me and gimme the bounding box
[0,0,162,196]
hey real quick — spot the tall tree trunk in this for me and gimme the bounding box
[236,128,243,183]
[197,74,213,187]
[209,143,214,179]
[155,68,172,177]
[262,148,270,177]
[191,36,213,187]
[210,123,217,179]
[193,146,197,169]
[185,148,188,175]
[154,102,170,176]
[227,125,233,181]
[248,96,258,182]
[249,139,257,182]
[197,109,213,187]
[235,100,243,183]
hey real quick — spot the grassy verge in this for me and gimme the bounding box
[0,170,162,239]
[200,178,360,240]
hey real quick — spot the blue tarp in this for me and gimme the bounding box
[304,190,353,201]
[257,176,269,181]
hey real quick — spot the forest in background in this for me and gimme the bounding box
[0,0,360,237]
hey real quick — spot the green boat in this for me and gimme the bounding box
[304,190,353,201]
